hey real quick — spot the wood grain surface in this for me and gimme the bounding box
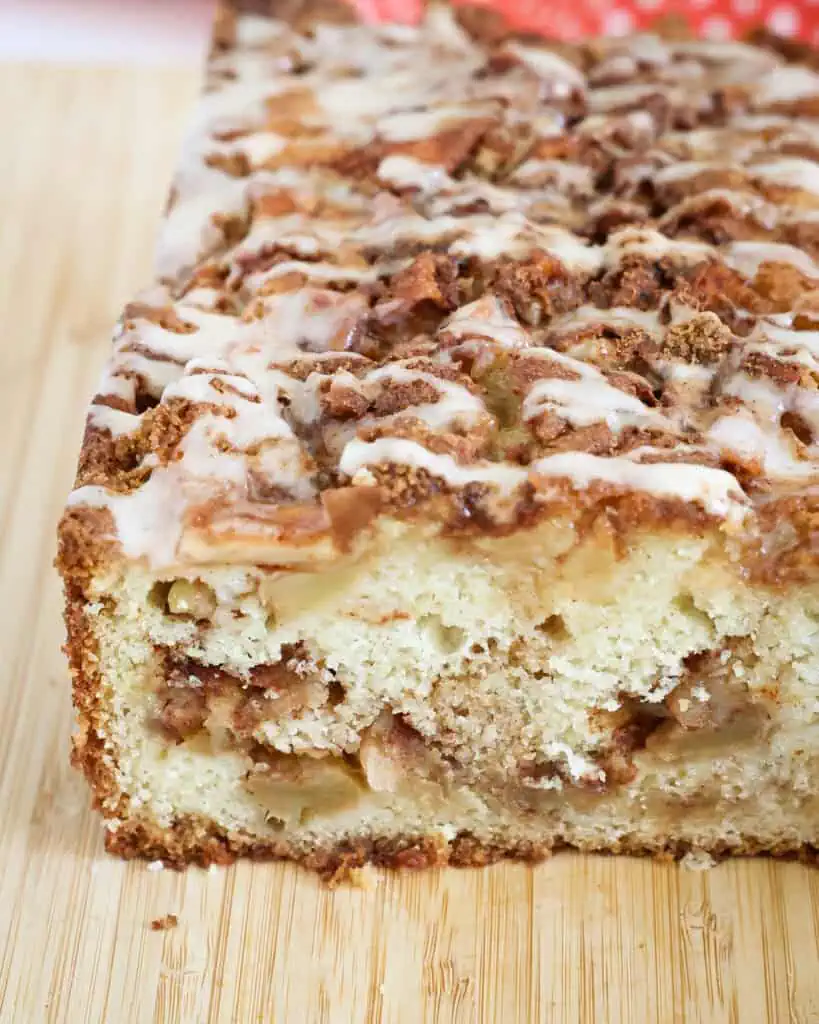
[1,64,819,1024]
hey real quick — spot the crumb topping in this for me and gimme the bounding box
[61,2,819,573]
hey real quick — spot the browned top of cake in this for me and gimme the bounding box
[61,1,819,574]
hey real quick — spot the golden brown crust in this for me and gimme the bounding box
[103,808,819,882]
[57,507,119,590]
[63,589,125,814]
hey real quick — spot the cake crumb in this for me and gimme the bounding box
[150,914,178,931]
[681,850,716,872]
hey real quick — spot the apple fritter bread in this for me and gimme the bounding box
[58,1,819,874]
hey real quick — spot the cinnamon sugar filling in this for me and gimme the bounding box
[148,632,773,815]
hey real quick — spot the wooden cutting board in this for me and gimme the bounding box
[1,63,819,1024]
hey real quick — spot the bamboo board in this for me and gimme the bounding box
[1,64,819,1024]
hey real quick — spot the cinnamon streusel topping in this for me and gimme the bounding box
[62,3,819,575]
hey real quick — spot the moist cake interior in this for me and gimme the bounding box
[82,523,819,868]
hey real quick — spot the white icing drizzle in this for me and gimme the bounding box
[527,225,603,274]
[503,43,585,96]
[654,160,721,185]
[377,155,455,194]
[96,367,136,404]
[235,209,360,264]
[509,159,595,195]
[68,473,187,568]
[724,241,819,280]
[755,66,819,107]
[339,438,747,522]
[450,213,601,268]
[659,189,780,234]
[234,14,286,48]
[426,178,539,217]
[522,351,668,433]
[620,33,670,67]
[750,321,819,365]
[602,228,713,267]
[531,453,748,520]
[219,131,287,167]
[245,259,377,294]
[672,39,781,70]
[441,296,531,347]
[163,371,295,448]
[157,179,248,280]
[253,288,368,353]
[549,305,664,340]
[377,103,495,142]
[88,405,142,438]
[366,365,487,430]
[588,82,672,114]
[751,158,819,197]
[340,437,527,490]
[709,411,814,479]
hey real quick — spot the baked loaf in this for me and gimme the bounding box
[58,0,819,874]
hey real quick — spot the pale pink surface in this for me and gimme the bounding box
[0,0,214,63]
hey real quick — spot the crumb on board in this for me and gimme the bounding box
[150,914,178,932]
[681,850,717,872]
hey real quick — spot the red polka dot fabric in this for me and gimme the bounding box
[356,0,819,43]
